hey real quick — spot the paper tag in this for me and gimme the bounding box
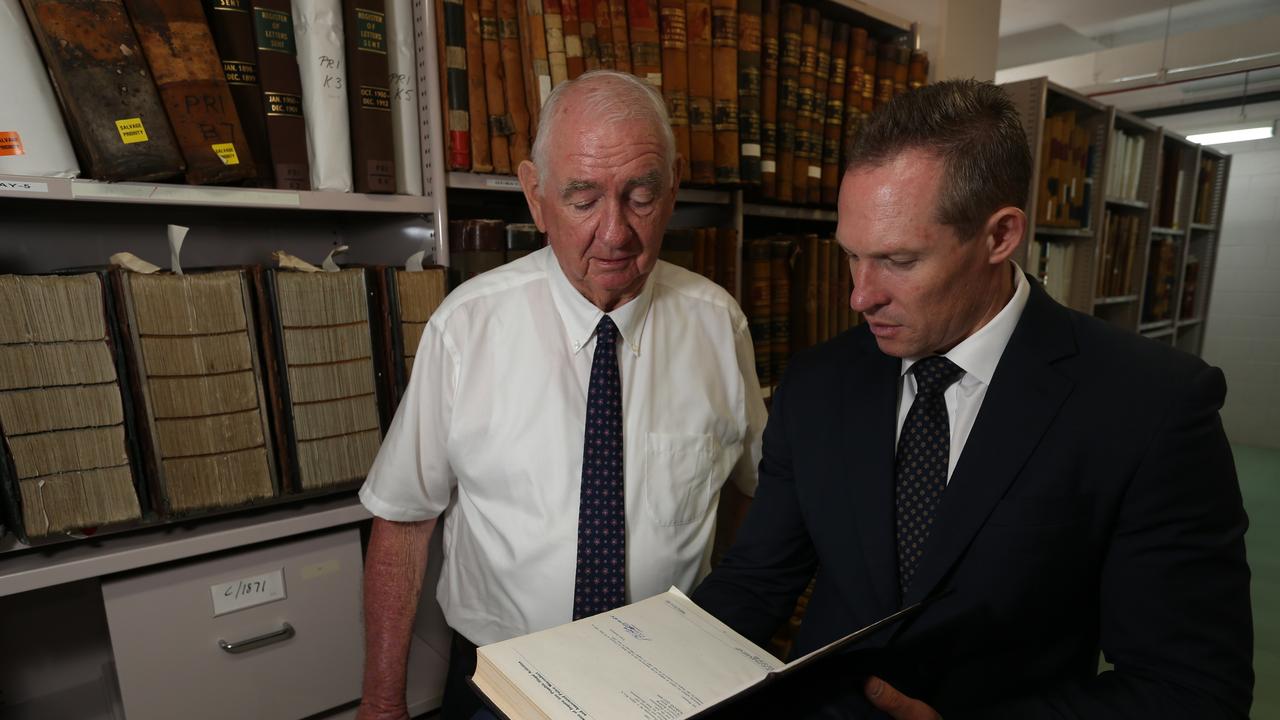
[808,166,821,179]
[210,568,286,616]
[742,143,762,158]
[110,252,161,274]
[405,250,426,272]
[274,250,322,272]
[168,225,188,275]
[115,118,149,144]
[761,160,776,173]
[212,143,241,165]
[322,244,348,271]
[485,176,521,190]
[0,131,24,156]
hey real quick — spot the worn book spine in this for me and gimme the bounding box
[686,0,714,185]
[875,40,894,107]
[17,0,182,181]
[815,236,830,341]
[841,26,866,170]
[386,0,422,193]
[560,0,584,78]
[578,0,599,70]
[805,17,830,204]
[769,236,792,378]
[825,234,838,338]
[522,0,552,119]
[441,0,471,169]
[819,21,845,205]
[745,237,772,385]
[711,0,739,184]
[252,0,313,189]
[796,233,818,349]
[737,0,761,186]
[465,0,493,172]
[893,44,909,97]
[606,0,630,72]
[343,0,396,190]
[659,0,690,180]
[292,0,353,191]
[204,0,275,185]
[543,0,568,88]
[775,2,801,202]
[123,0,258,185]
[758,0,779,197]
[861,36,876,114]
[717,226,738,300]
[480,0,512,173]
[790,7,817,202]
[498,0,532,165]
[628,0,661,89]
[591,0,614,68]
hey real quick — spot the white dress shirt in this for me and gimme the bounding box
[895,263,1031,481]
[360,247,767,645]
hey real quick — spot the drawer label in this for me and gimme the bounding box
[211,568,287,616]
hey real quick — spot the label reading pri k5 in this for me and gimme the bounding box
[115,118,149,144]
[0,131,23,156]
[212,143,241,165]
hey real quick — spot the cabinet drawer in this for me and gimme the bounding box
[101,527,364,720]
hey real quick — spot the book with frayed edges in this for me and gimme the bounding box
[375,266,447,405]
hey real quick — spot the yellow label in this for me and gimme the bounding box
[115,118,149,144]
[212,143,241,165]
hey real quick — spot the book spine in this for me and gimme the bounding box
[791,7,817,202]
[825,234,838,338]
[204,0,275,185]
[543,0,568,88]
[861,37,876,114]
[769,237,792,378]
[875,40,893,107]
[806,17,830,204]
[19,0,184,182]
[386,0,422,193]
[841,26,866,169]
[893,45,908,97]
[717,226,738,299]
[481,0,512,173]
[561,0,584,78]
[579,0,599,70]
[908,48,927,90]
[465,0,494,172]
[629,0,662,89]
[343,0,397,191]
[775,2,801,202]
[746,237,772,385]
[591,0,614,68]
[737,0,762,185]
[523,0,552,117]
[498,0,532,165]
[819,22,846,205]
[607,0,630,73]
[758,0,779,198]
[442,0,471,169]
[815,236,830,341]
[659,0,690,181]
[253,0,313,189]
[293,0,353,191]
[123,0,258,185]
[710,0,739,184]
[686,0,714,185]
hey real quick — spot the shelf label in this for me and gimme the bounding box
[0,179,48,194]
[485,176,521,190]
[211,568,286,616]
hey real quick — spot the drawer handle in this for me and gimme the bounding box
[218,622,296,654]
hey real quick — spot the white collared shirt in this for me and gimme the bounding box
[360,247,767,645]
[895,263,1031,481]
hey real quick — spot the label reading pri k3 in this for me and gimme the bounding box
[0,131,23,156]
[212,142,241,165]
[355,9,387,54]
[115,118,149,144]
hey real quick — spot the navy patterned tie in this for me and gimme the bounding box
[573,315,626,620]
[895,355,964,597]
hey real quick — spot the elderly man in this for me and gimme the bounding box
[357,70,766,720]
[694,79,1252,718]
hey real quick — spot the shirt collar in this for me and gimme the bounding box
[544,246,656,356]
[901,262,1031,386]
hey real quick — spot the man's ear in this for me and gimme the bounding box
[984,207,1026,265]
[518,160,547,231]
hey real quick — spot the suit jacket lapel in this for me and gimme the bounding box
[843,330,903,616]
[903,281,1078,606]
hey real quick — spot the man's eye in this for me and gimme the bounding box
[572,199,597,211]
[888,258,916,268]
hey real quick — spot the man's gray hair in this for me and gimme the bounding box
[529,70,677,191]
[846,79,1032,241]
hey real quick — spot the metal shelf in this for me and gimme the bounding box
[742,202,838,222]
[1151,226,1185,236]
[1142,326,1175,339]
[1094,294,1139,306]
[1138,319,1174,333]
[0,174,433,213]
[1035,225,1092,238]
[1105,197,1149,209]
[1178,317,1202,328]
[1190,222,1216,231]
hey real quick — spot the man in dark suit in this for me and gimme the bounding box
[693,79,1253,718]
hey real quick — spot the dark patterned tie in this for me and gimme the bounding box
[573,315,626,620]
[895,355,964,597]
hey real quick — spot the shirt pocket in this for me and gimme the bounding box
[642,432,715,526]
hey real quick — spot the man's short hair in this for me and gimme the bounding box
[846,79,1032,241]
[530,70,677,192]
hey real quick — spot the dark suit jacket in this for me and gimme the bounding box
[693,278,1253,719]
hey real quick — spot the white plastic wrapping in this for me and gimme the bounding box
[0,0,80,179]
[292,0,354,192]
[386,0,424,195]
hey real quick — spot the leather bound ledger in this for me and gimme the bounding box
[204,0,275,185]
[629,0,662,89]
[252,0,313,189]
[711,0,739,184]
[894,44,909,97]
[465,0,494,172]
[745,237,772,385]
[659,0,691,178]
[909,49,928,90]
[758,0,779,197]
[591,0,614,68]
[769,236,793,378]
[481,0,512,173]
[775,2,801,202]
[123,0,258,185]
[792,233,818,350]
[18,0,184,181]
[686,0,714,185]
[862,37,876,113]
[875,39,893,107]
[560,0,584,78]
[841,26,866,170]
[343,0,397,191]
[716,226,739,300]
[607,0,630,73]
[441,0,471,169]
[520,0,552,122]
[579,0,599,70]
[543,0,568,88]
[790,7,817,202]
[814,235,829,342]
[819,22,847,205]
[498,0,532,165]
[737,0,762,186]
[806,17,830,204]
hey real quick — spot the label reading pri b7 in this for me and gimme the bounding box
[115,118,149,144]
[356,9,387,54]
[360,85,392,112]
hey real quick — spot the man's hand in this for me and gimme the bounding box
[864,676,942,720]
[355,699,410,720]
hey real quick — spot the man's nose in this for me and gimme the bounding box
[849,262,885,314]
[596,199,632,248]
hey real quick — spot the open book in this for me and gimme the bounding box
[469,587,922,720]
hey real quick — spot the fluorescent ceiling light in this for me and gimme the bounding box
[1186,124,1274,145]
